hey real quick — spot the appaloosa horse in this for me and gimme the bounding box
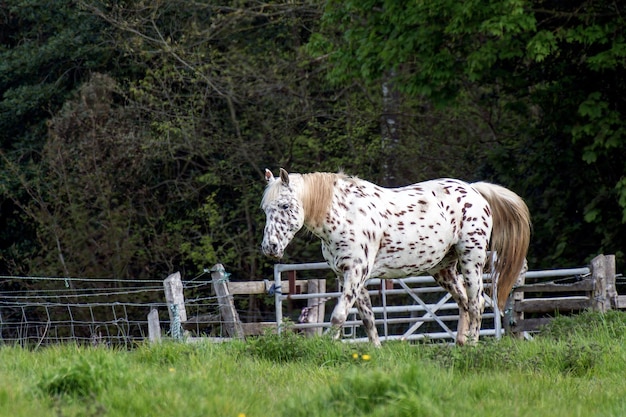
[261,168,530,346]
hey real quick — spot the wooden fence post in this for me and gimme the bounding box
[148,307,161,343]
[211,264,244,339]
[506,260,527,339]
[605,255,618,308]
[304,279,326,337]
[164,272,187,339]
[591,255,610,313]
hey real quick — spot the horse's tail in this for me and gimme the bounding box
[472,182,531,310]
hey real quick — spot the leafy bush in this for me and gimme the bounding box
[538,310,626,342]
[424,339,520,373]
[133,340,200,367]
[432,312,626,376]
[39,349,125,398]
[245,329,368,366]
[282,364,450,417]
[554,342,601,376]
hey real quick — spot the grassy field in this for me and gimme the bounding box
[2,311,626,417]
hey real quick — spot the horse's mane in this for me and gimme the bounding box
[262,171,351,228]
[302,172,349,227]
[261,180,282,209]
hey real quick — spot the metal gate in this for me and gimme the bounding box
[273,262,502,343]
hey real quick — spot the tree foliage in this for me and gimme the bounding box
[1,0,626,283]
[0,0,117,275]
[313,0,626,267]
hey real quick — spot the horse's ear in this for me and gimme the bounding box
[279,168,290,186]
[264,169,275,183]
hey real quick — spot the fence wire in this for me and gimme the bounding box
[0,276,216,348]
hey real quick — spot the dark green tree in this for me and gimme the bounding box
[0,0,119,274]
[311,0,626,268]
[2,1,386,280]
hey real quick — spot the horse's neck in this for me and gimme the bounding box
[299,172,343,229]
[305,176,378,236]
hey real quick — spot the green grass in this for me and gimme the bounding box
[2,311,626,417]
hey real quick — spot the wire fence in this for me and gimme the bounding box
[3,256,623,347]
[0,275,217,348]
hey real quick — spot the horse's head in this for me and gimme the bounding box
[261,168,305,259]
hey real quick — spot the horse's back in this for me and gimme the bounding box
[355,178,491,278]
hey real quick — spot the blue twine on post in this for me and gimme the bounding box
[267,282,281,296]
[217,271,231,283]
[170,303,182,340]
[209,264,231,283]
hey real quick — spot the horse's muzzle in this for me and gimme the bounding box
[261,242,283,259]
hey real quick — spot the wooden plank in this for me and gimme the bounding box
[513,279,594,293]
[211,264,244,339]
[227,279,311,295]
[227,281,266,295]
[614,295,626,310]
[515,296,590,314]
[511,317,554,333]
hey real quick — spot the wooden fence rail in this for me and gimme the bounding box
[152,254,622,343]
[507,254,618,336]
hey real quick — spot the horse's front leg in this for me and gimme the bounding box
[328,275,360,339]
[328,269,381,345]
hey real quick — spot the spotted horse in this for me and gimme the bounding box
[261,168,531,347]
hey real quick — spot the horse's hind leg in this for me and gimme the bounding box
[356,286,381,347]
[459,260,485,344]
[432,266,470,346]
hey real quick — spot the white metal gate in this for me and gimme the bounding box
[273,262,502,343]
